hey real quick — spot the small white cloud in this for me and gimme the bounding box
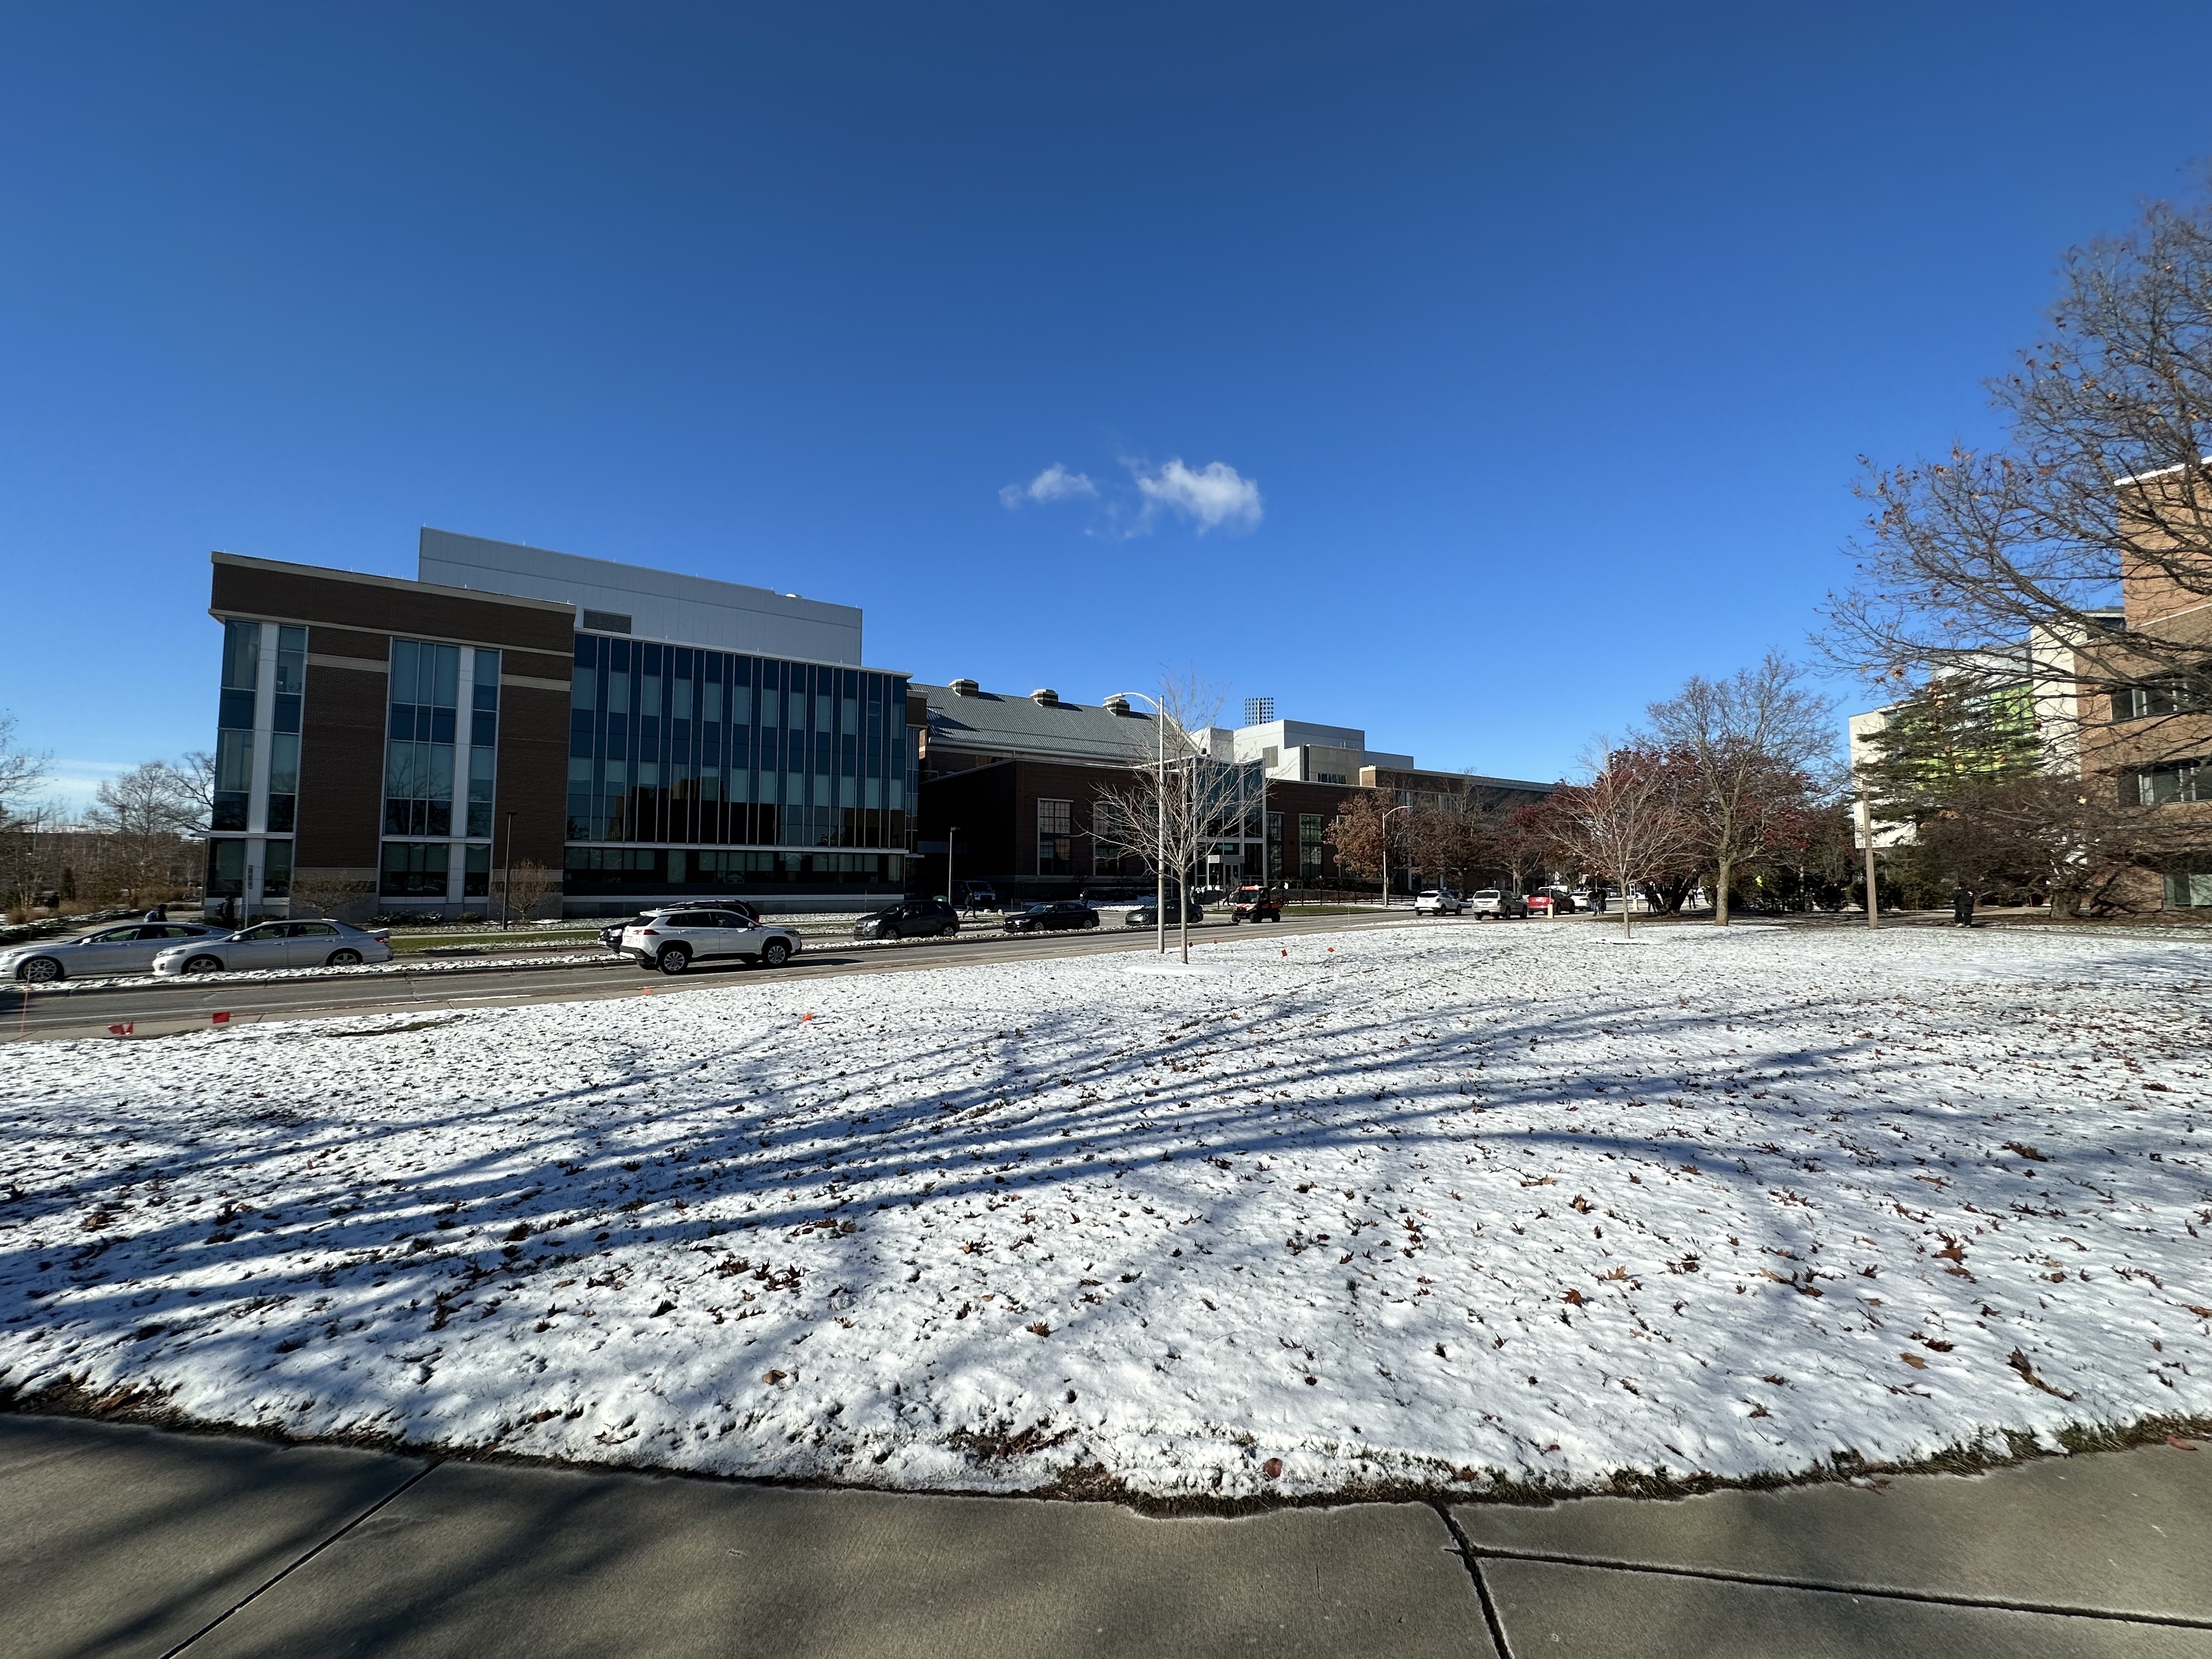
[1132,458,1263,534]
[999,463,1099,510]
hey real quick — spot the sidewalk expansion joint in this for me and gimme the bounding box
[1434,1504,1517,1658]
[156,1458,443,1657]
[1458,1544,2212,1631]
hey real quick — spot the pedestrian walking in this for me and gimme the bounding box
[142,904,165,923]
[1951,883,1976,927]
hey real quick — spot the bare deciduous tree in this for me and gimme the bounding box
[286,871,377,924]
[0,713,50,830]
[1646,653,1836,925]
[84,761,204,905]
[1530,742,1695,940]
[1821,179,2212,754]
[493,860,563,925]
[1093,673,1247,962]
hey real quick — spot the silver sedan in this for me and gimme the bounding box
[151,919,394,976]
[1,922,228,983]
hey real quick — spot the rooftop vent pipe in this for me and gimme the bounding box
[1030,688,1059,706]
[949,678,980,697]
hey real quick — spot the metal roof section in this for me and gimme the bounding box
[418,527,865,664]
[917,681,1160,768]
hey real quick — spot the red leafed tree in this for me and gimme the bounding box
[1529,743,1695,938]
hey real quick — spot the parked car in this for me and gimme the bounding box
[1125,897,1204,927]
[1470,889,1530,919]
[1229,885,1284,923]
[1414,889,1466,916]
[1537,884,1578,915]
[616,907,802,974]
[1003,900,1099,934]
[4,921,226,983]
[153,919,394,976]
[855,900,960,940]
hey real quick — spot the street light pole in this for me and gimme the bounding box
[1381,803,1409,910]
[946,825,960,911]
[501,809,516,928]
[1105,691,1168,956]
[1858,795,1879,931]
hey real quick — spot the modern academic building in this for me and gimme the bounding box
[204,530,921,919]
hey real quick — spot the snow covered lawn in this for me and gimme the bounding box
[2,922,2208,1499]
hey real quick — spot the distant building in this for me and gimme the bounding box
[914,685,1549,901]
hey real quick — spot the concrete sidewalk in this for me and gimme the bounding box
[3,1415,2208,1658]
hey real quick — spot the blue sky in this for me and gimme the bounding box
[7,2,2212,808]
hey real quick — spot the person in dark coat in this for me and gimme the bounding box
[1951,883,1976,927]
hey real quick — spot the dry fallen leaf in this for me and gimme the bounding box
[1900,1353,1928,1370]
[760,1369,787,1384]
[1262,1457,1284,1478]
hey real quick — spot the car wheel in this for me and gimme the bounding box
[657,945,691,975]
[17,957,63,983]
[761,939,792,968]
[325,949,362,967]
[942,921,959,936]
[182,955,224,974]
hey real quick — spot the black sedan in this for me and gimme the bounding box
[1003,901,1099,933]
[855,900,960,940]
[1124,898,1203,927]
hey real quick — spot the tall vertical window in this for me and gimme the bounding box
[468,649,500,836]
[385,640,458,836]
[213,619,259,831]
[1037,798,1074,875]
[1299,813,1324,880]
[267,625,306,832]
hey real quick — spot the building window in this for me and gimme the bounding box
[2113,675,2212,721]
[464,843,491,898]
[2165,861,2212,908]
[263,838,294,898]
[2133,759,2207,806]
[380,840,451,898]
[213,618,258,832]
[386,639,459,836]
[1316,772,1346,786]
[206,837,247,898]
[1299,813,1324,879]
[1037,798,1074,874]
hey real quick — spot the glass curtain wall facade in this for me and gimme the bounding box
[205,619,305,916]
[379,639,501,903]
[565,633,911,893]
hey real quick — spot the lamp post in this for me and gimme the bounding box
[1857,795,1879,931]
[1105,691,1167,956]
[945,825,960,910]
[1380,803,1409,910]
[500,809,516,928]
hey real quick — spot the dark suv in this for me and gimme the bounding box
[1003,900,1100,933]
[854,900,960,940]
[1229,885,1284,923]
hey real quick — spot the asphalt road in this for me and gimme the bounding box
[2,909,1455,1042]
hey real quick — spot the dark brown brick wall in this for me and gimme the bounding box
[310,625,392,665]
[212,557,573,652]
[495,685,571,869]
[504,648,575,684]
[297,655,388,870]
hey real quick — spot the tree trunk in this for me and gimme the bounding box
[1714,855,1732,926]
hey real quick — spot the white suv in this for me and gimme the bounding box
[1414,889,1465,916]
[618,907,803,975]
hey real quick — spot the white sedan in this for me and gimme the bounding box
[152,919,394,976]
[2,921,227,983]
